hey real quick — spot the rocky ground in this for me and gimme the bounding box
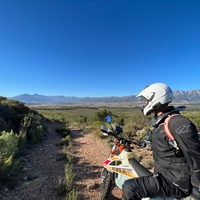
[0,121,112,200]
[70,128,116,200]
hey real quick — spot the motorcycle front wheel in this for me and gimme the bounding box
[100,169,121,200]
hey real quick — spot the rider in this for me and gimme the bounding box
[122,83,200,200]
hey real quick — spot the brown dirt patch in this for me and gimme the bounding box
[0,122,117,200]
[70,128,112,200]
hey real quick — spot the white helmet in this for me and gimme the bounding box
[136,83,173,116]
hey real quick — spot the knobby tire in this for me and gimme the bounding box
[100,171,120,200]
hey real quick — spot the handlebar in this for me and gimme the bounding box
[100,125,119,137]
[101,115,152,152]
[100,125,151,150]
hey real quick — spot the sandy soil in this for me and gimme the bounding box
[70,128,114,200]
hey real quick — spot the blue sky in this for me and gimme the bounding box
[0,0,200,97]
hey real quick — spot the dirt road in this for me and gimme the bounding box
[0,122,111,200]
[70,128,111,200]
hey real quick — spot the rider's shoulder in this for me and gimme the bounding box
[167,112,197,137]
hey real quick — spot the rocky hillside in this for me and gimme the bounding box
[9,90,200,104]
[173,90,200,102]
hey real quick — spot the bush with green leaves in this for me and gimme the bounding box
[25,112,46,144]
[0,97,48,186]
[56,126,71,138]
[77,115,87,124]
[0,98,30,133]
[61,135,70,146]
[93,109,114,122]
[39,111,67,124]
[0,130,20,178]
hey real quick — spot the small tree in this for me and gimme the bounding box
[93,109,113,122]
[78,115,87,124]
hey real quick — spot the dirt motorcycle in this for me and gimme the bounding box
[100,116,176,200]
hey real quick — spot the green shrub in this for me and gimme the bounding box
[93,109,113,122]
[0,130,19,175]
[77,115,87,124]
[56,127,71,138]
[61,135,70,146]
[65,163,74,191]
[25,113,46,144]
[66,189,78,200]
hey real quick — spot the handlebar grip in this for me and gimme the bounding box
[101,129,108,133]
[100,126,113,135]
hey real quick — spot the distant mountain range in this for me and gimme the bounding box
[9,89,200,104]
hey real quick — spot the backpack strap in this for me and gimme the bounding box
[163,114,180,150]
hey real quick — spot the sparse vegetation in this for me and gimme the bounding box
[0,97,46,186]
[66,189,78,200]
[48,114,77,199]
[34,103,200,175]
[1,101,200,199]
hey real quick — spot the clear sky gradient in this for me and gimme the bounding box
[0,0,200,97]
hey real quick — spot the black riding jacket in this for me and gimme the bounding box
[151,106,200,199]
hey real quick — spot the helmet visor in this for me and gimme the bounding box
[136,90,155,116]
[137,90,155,101]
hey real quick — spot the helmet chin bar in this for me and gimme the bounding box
[143,103,167,116]
[145,109,152,116]
[142,106,153,116]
